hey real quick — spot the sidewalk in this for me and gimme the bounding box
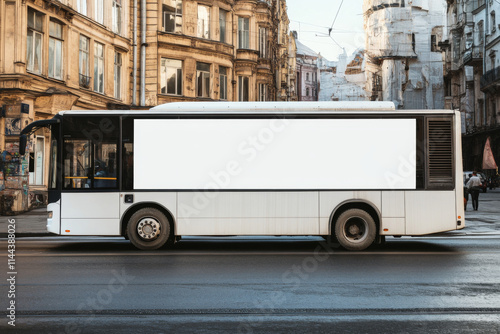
[1,190,499,238]
[1,207,51,237]
[459,187,500,235]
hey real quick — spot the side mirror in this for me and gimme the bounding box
[19,134,27,155]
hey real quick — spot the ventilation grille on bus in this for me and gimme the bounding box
[427,119,454,188]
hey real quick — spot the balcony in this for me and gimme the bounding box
[452,12,473,31]
[463,45,483,66]
[236,49,259,64]
[79,74,91,89]
[480,66,500,93]
[472,0,485,13]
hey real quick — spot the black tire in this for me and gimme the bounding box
[334,208,377,251]
[127,208,171,250]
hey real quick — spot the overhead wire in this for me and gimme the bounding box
[329,0,345,36]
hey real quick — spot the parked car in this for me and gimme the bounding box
[463,171,487,193]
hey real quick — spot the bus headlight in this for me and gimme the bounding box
[48,211,53,219]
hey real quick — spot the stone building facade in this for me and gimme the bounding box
[295,39,319,101]
[364,0,447,109]
[318,49,370,102]
[443,0,500,171]
[0,0,295,214]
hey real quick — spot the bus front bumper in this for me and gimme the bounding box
[47,200,61,234]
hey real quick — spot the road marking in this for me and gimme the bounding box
[9,307,500,316]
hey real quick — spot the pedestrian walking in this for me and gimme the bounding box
[466,171,482,211]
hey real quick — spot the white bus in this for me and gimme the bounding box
[20,102,465,251]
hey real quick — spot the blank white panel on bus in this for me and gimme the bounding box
[134,119,416,190]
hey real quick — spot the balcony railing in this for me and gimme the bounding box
[472,0,485,11]
[463,45,483,66]
[480,66,500,91]
[79,73,91,89]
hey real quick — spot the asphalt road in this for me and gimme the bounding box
[1,236,500,333]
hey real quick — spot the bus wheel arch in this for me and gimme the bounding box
[122,203,175,249]
[330,201,380,251]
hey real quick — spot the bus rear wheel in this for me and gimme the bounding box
[127,208,171,250]
[334,208,376,251]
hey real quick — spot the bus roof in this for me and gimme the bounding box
[149,101,397,112]
[57,101,456,116]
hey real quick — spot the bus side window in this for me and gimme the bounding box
[122,117,134,191]
[63,139,91,189]
[62,116,119,190]
[94,142,117,188]
[123,143,133,190]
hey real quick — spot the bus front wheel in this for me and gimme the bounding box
[334,208,376,251]
[127,208,171,250]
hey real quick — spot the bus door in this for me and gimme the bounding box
[60,116,121,236]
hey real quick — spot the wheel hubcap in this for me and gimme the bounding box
[344,217,367,243]
[137,218,161,240]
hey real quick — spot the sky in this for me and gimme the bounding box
[286,0,365,61]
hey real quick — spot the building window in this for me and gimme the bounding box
[259,83,267,101]
[112,0,122,35]
[306,87,310,96]
[114,51,122,99]
[219,66,227,100]
[453,35,460,63]
[49,20,63,80]
[94,42,105,93]
[219,9,227,43]
[478,20,484,45]
[77,0,87,15]
[238,76,249,101]
[238,17,250,49]
[95,0,104,24]
[79,36,90,88]
[196,62,210,98]
[491,11,496,33]
[259,27,267,58]
[27,8,44,75]
[163,0,183,33]
[373,74,382,92]
[278,23,282,45]
[431,34,437,52]
[197,5,210,39]
[161,58,182,95]
[466,32,473,49]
